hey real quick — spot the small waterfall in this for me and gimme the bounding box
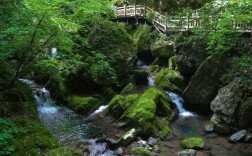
[135,60,149,70]
[51,47,57,58]
[88,105,108,119]
[147,75,155,87]
[166,91,195,117]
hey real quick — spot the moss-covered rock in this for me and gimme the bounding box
[151,40,174,58]
[120,88,172,138]
[211,114,231,134]
[107,94,140,119]
[181,137,204,149]
[47,147,81,156]
[178,149,196,156]
[154,68,185,93]
[130,147,152,156]
[108,88,172,138]
[121,83,136,94]
[168,56,178,70]
[69,96,102,115]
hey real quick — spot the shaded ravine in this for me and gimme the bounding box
[20,79,119,156]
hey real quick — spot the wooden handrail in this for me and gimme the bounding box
[115,5,252,33]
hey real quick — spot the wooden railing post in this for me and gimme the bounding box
[124,4,126,16]
[134,3,136,16]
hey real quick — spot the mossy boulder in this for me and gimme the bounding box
[121,83,136,94]
[117,128,138,146]
[108,88,172,138]
[178,149,196,156]
[107,94,140,119]
[211,114,231,134]
[151,40,174,58]
[181,137,204,149]
[69,96,102,115]
[47,147,81,156]
[130,147,152,156]
[121,88,172,138]
[154,68,185,93]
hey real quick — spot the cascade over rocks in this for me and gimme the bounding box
[183,54,228,107]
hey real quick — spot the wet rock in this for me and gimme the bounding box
[148,137,158,146]
[183,54,228,106]
[204,124,214,132]
[229,129,247,142]
[211,114,231,134]
[137,139,147,146]
[181,137,204,149]
[153,145,160,153]
[238,97,252,128]
[117,128,137,146]
[177,149,196,156]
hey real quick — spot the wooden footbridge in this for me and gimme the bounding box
[115,5,252,33]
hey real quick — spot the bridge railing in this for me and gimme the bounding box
[115,5,252,33]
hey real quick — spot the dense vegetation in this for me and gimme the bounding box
[0,0,252,155]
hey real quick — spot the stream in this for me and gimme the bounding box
[20,79,119,156]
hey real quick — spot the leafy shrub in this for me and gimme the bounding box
[0,118,19,156]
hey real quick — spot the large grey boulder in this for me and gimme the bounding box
[183,54,228,106]
[210,80,243,124]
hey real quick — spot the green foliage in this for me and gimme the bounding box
[0,118,18,156]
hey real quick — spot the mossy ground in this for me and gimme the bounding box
[130,147,151,156]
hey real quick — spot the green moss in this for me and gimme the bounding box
[121,83,136,93]
[107,94,139,119]
[69,96,102,114]
[130,147,151,156]
[168,56,178,70]
[11,119,58,156]
[47,147,81,156]
[181,137,204,149]
[121,88,172,138]
[154,68,184,93]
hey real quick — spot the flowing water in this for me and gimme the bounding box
[19,79,119,156]
[135,60,149,70]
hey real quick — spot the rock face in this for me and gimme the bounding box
[130,70,148,84]
[210,80,243,124]
[181,137,204,149]
[107,88,173,138]
[238,97,252,128]
[229,130,247,142]
[183,54,228,106]
[154,68,185,93]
